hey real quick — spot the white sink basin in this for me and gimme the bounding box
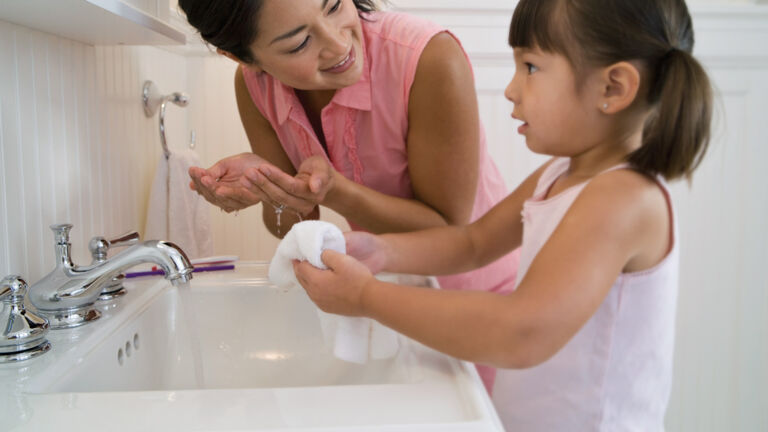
[0,262,502,431]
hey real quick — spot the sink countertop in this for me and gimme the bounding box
[0,262,503,431]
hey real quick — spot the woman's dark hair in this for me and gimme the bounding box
[509,0,712,181]
[178,0,379,64]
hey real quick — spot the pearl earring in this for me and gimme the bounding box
[602,103,609,110]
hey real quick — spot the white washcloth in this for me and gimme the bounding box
[268,221,399,363]
[145,149,213,259]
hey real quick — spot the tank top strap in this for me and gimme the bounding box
[598,162,633,175]
[574,161,635,191]
[532,158,571,198]
[534,159,636,201]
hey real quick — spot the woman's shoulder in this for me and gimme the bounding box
[364,12,469,81]
[363,11,443,48]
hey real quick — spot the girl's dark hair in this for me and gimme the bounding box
[178,0,379,64]
[510,0,712,180]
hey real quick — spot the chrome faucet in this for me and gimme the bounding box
[29,224,194,329]
[1,275,51,362]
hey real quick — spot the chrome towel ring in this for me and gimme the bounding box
[142,80,189,159]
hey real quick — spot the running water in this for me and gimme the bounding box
[177,281,205,388]
[275,206,303,237]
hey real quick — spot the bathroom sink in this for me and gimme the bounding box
[0,262,502,431]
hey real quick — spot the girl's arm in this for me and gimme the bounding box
[365,160,550,276]
[296,169,671,368]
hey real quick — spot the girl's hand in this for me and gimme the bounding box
[344,231,389,275]
[189,152,270,212]
[293,250,374,316]
[242,155,335,217]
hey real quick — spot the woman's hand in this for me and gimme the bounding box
[344,231,389,275]
[293,250,374,316]
[242,155,335,217]
[189,152,271,212]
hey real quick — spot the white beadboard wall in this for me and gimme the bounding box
[1,1,767,431]
[0,19,189,281]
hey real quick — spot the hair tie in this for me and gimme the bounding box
[649,47,681,103]
[662,47,679,62]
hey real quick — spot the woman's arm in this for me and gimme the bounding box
[247,32,488,234]
[215,33,490,235]
[325,32,483,231]
[233,66,319,237]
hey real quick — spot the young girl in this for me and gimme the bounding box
[293,0,712,429]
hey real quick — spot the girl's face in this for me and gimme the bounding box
[505,47,605,156]
[247,0,364,90]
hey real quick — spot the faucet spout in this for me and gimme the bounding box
[55,240,193,298]
[29,225,193,329]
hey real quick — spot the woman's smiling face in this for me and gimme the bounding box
[247,0,365,90]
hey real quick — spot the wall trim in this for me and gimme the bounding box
[389,2,768,68]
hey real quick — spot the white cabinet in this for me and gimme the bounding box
[0,0,184,45]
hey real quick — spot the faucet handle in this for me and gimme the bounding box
[88,231,140,301]
[1,275,51,362]
[0,275,27,304]
[50,223,73,245]
[89,231,140,262]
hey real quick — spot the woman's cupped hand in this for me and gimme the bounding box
[242,155,336,216]
[188,153,335,215]
[188,152,268,212]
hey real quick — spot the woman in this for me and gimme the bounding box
[179,0,518,392]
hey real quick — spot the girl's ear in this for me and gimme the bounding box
[599,61,641,114]
[216,48,264,73]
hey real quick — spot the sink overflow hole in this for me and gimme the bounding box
[117,333,140,366]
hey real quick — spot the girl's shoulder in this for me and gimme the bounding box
[586,168,669,202]
[574,168,673,272]
[579,168,670,218]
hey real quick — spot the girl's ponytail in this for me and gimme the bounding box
[630,48,713,181]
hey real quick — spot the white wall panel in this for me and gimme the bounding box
[665,68,768,431]
[0,95,8,273]
[0,19,188,281]
[0,24,29,277]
